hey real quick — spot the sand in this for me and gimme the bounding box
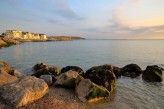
[0,87,94,109]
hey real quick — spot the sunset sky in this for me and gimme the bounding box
[0,0,164,39]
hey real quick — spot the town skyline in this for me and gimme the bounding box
[0,0,164,39]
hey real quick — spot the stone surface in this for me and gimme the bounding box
[75,76,110,102]
[32,65,60,78]
[122,64,143,78]
[85,64,116,92]
[0,73,18,87]
[61,66,84,76]
[33,63,49,72]
[9,69,26,80]
[0,76,48,108]
[0,62,11,74]
[142,65,163,82]
[55,71,80,88]
[113,66,122,78]
[40,75,53,86]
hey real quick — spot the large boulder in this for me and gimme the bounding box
[121,64,143,78]
[75,76,110,102]
[9,69,26,80]
[85,64,116,92]
[60,66,84,76]
[40,75,53,86]
[0,62,11,74]
[0,76,48,108]
[0,73,18,87]
[142,65,163,82]
[55,71,80,88]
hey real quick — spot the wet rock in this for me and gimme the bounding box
[32,66,60,78]
[33,63,49,72]
[0,62,11,74]
[122,64,143,78]
[0,73,18,87]
[40,75,53,86]
[0,76,48,108]
[9,70,26,80]
[75,76,110,102]
[55,71,80,88]
[85,64,116,92]
[142,65,163,82]
[113,66,122,78]
[61,66,84,76]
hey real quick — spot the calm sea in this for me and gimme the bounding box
[0,40,164,109]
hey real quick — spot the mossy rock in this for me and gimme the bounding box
[142,65,163,82]
[86,87,109,100]
[31,68,50,78]
[121,64,143,78]
[60,66,84,76]
[49,66,60,76]
[33,63,49,72]
[85,64,116,92]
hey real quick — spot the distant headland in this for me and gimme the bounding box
[0,30,85,48]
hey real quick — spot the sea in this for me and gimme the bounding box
[0,39,164,109]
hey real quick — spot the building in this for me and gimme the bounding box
[39,34,47,40]
[4,30,47,40]
[5,30,22,39]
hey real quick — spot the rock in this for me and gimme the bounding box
[55,71,80,88]
[0,62,11,74]
[61,66,84,76]
[32,64,60,78]
[75,76,110,102]
[33,63,49,71]
[48,66,60,76]
[2,37,20,45]
[0,76,48,108]
[0,39,7,48]
[85,64,116,92]
[9,69,26,80]
[142,65,163,82]
[122,64,143,78]
[40,75,53,86]
[0,73,18,87]
[113,66,122,78]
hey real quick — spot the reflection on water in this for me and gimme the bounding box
[0,40,164,109]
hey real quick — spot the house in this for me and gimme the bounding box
[5,30,22,39]
[39,34,47,40]
[4,30,47,40]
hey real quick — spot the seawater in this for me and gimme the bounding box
[0,40,164,109]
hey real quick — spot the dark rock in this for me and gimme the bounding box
[32,63,60,78]
[85,64,116,92]
[9,70,26,80]
[113,66,122,78]
[142,65,163,82]
[61,66,84,76]
[0,62,11,74]
[121,64,143,78]
[33,63,49,72]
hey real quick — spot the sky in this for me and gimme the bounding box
[0,0,164,39]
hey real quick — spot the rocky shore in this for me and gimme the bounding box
[0,38,20,49]
[0,62,163,109]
